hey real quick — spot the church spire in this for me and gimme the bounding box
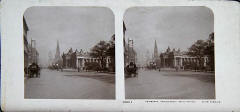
[154,40,158,59]
[55,40,61,63]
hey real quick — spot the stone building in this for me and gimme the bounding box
[23,17,29,68]
[160,47,208,70]
[62,48,77,69]
[123,21,137,66]
[29,40,39,64]
[62,48,112,71]
[153,40,161,67]
[23,17,39,67]
[76,49,111,71]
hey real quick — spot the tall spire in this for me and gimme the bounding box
[55,40,61,63]
[154,40,158,59]
[167,46,171,52]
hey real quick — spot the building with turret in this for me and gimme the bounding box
[62,48,77,69]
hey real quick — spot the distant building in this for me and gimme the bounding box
[54,40,62,65]
[48,51,53,66]
[153,40,161,67]
[23,17,29,68]
[160,47,208,69]
[123,21,137,66]
[62,48,112,71]
[76,49,101,71]
[29,39,39,64]
[23,17,39,67]
[62,48,77,69]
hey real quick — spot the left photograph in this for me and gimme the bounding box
[23,7,115,99]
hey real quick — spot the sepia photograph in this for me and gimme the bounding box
[23,7,115,99]
[124,6,215,99]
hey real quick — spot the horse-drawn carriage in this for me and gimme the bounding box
[25,63,40,78]
[125,62,138,78]
[146,62,158,70]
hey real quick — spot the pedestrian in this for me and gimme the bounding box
[176,65,179,72]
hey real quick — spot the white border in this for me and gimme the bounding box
[1,0,240,111]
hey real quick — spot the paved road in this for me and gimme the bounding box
[125,69,215,99]
[25,69,115,99]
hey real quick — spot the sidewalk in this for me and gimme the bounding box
[160,70,215,76]
[61,70,115,77]
[62,68,78,72]
[158,68,215,76]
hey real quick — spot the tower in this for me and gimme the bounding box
[154,40,158,60]
[54,40,61,64]
[48,51,53,65]
[153,40,160,67]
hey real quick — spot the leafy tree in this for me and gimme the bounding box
[187,32,215,71]
[106,35,115,72]
[187,40,207,69]
[85,62,101,71]
[90,41,109,68]
[106,34,115,58]
[205,32,214,71]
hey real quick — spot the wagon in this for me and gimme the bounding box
[28,63,40,78]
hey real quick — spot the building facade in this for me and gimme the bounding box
[62,48,112,71]
[29,40,39,64]
[160,47,208,70]
[62,48,77,69]
[23,17,29,68]
[23,17,39,68]
[123,21,137,66]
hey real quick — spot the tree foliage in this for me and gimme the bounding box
[106,35,115,58]
[187,32,214,70]
[188,40,207,59]
[205,32,214,71]
[90,41,109,68]
[89,35,115,71]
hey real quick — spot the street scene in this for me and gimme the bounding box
[124,7,215,99]
[25,68,115,99]
[125,69,214,99]
[23,7,115,99]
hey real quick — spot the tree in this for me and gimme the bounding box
[90,41,109,69]
[106,34,115,58]
[204,32,214,71]
[106,35,115,72]
[187,40,207,69]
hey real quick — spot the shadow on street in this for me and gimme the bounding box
[162,72,215,83]
[64,73,115,84]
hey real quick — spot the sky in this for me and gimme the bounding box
[24,7,114,66]
[123,6,214,65]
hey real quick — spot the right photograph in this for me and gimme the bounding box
[124,6,215,99]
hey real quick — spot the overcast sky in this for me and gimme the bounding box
[24,7,114,66]
[124,6,214,65]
